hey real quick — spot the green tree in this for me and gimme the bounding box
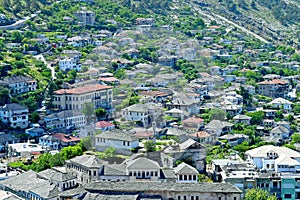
[246,111,264,125]
[0,86,10,105]
[82,102,95,124]
[144,140,156,152]
[209,108,226,121]
[98,147,116,158]
[95,108,107,120]
[11,31,24,43]
[245,188,277,200]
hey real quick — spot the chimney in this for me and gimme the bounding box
[152,122,156,137]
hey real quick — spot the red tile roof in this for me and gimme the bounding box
[54,84,112,95]
[53,133,81,143]
[189,131,210,138]
[139,91,168,97]
[99,77,119,82]
[182,117,204,123]
[95,121,115,128]
[258,79,288,85]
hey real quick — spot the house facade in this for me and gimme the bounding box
[95,130,139,155]
[52,84,113,110]
[122,103,162,127]
[257,79,290,98]
[44,110,86,130]
[0,103,29,129]
[0,75,37,95]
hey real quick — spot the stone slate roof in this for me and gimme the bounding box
[166,128,187,136]
[59,185,86,198]
[67,155,107,168]
[29,182,60,199]
[83,193,139,200]
[126,157,160,170]
[123,103,161,113]
[84,181,242,194]
[174,162,198,175]
[103,164,127,176]
[95,129,139,142]
[37,168,76,182]
[233,114,252,120]
[0,171,48,194]
[46,110,84,119]
[0,75,35,85]
[205,120,233,130]
[0,133,19,143]
[0,103,27,111]
[161,169,177,179]
[270,126,289,134]
[246,145,300,158]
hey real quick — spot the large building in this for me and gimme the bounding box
[0,103,29,129]
[52,84,113,111]
[74,9,95,25]
[257,79,290,98]
[0,75,37,95]
[44,110,86,130]
[84,181,242,200]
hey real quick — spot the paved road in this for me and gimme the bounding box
[0,13,39,30]
[191,3,269,43]
[34,54,56,80]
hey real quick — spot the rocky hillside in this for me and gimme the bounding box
[188,0,300,44]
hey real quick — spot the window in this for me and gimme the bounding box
[284,194,292,199]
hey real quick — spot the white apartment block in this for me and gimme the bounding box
[59,57,82,71]
[0,103,29,129]
[44,110,86,130]
[74,9,95,25]
[52,84,113,110]
[0,75,37,95]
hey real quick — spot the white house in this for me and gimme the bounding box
[245,145,300,173]
[0,103,29,129]
[174,162,198,183]
[125,157,161,181]
[95,130,139,155]
[270,125,289,139]
[59,57,81,71]
[0,75,37,95]
[267,97,293,110]
[44,110,86,131]
[122,103,162,127]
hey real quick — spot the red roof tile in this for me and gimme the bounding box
[258,79,288,85]
[189,131,210,138]
[182,117,204,123]
[54,84,112,95]
[53,133,81,143]
[95,121,115,128]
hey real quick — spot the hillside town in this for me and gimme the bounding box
[0,0,300,200]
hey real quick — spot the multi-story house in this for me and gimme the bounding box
[74,9,95,25]
[182,117,204,132]
[95,129,139,155]
[65,154,108,184]
[0,103,28,129]
[58,57,82,71]
[257,79,290,98]
[122,103,163,127]
[0,75,37,95]
[44,110,86,130]
[52,84,113,110]
[245,145,300,173]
